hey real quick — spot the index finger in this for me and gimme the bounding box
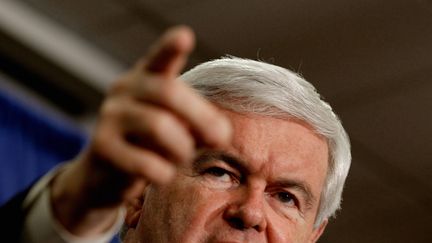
[142,26,195,78]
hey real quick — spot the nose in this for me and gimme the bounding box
[223,187,267,232]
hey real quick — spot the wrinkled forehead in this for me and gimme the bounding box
[220,110,329,187]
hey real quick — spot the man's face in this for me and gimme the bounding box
[132,110,329,243]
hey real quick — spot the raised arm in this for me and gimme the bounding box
[49,26,232,237]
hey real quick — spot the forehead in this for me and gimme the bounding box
[222,110,329,193]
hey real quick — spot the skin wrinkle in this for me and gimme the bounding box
[194,150,315,213]
[131,110,329,242]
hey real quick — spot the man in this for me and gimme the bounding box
[4,26,351,242]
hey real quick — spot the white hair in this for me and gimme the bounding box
[181,56,351,227]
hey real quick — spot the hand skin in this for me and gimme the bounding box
[50,26,232,237]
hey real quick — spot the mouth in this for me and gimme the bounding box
[204,227,263,243]
[213,242,242,243]
[208,235,246,243]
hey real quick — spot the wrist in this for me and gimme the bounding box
[50,161,122,237]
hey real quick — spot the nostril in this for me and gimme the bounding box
[228,217,246,230]
[253,223,264,232]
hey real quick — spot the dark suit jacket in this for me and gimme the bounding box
[0,186,32,242]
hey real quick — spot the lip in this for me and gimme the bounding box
[210,239,244,243]
[214,242,242,243]
[210,237,245,243]
[207,228,259,243]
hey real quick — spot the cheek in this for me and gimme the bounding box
[267,221,313,243]
[265,203,317,243]
[172,177,229,225]
[144,176,229,241]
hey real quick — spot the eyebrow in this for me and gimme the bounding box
[194,150,316,208]
[193,149,249,175]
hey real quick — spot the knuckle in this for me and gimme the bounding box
[182,134,194,152]
[127,157,146,175]
[109,81,127,95]
[146,110,194,162]
[168,133,194,163]
[179,136,195,162]
[91,128,116,159]
[91,103,125,159]
[99,98,124,120]
[108,71,136,95]
[150,111,176,137]
[202,113,230,146]
[157,80,179,106]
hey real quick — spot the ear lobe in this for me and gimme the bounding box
[125,197,144,228]
[309,219,328,243]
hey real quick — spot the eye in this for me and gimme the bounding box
[196,163,242,190]
[276,192,296,206]
[204,167,232,182]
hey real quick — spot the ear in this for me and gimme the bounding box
[309,219,328,243]
[125,195,144,228]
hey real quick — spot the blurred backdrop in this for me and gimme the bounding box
[0,0,431,242]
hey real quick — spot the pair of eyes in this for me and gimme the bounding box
[202,167,299,208]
